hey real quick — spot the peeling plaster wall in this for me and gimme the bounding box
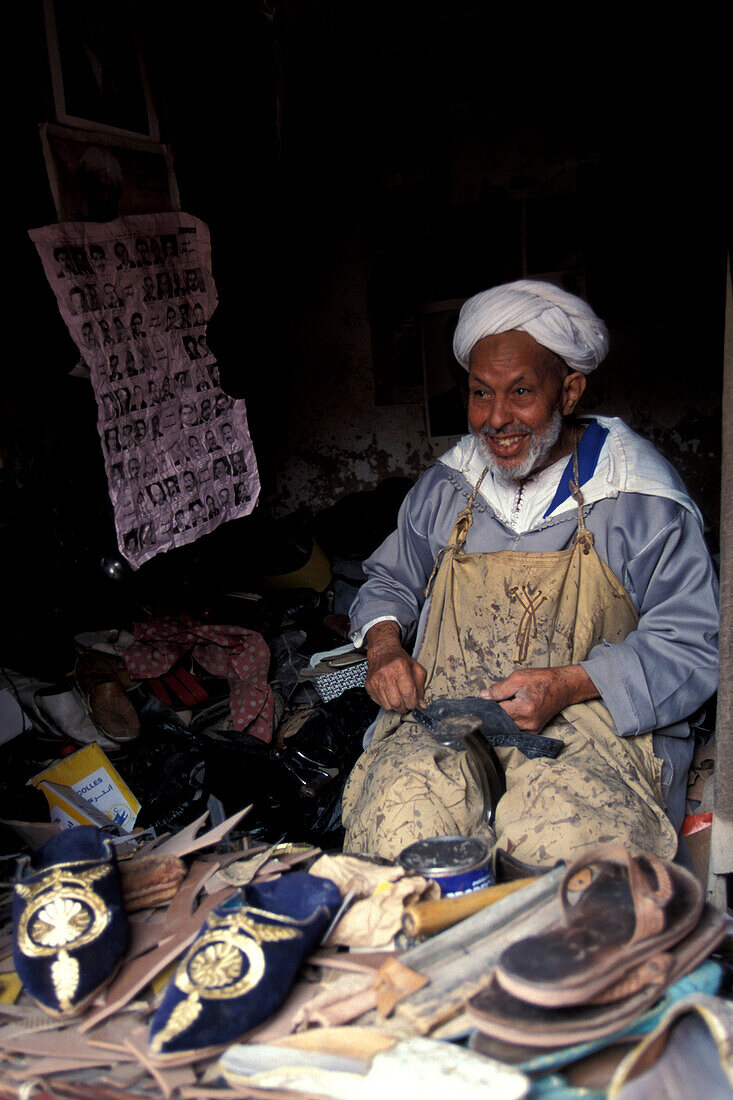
[261,205,724,531]
[581,323,723,528]
[265,246,437,518]
[251,7,725,528]
[265,275,724,527]
[262,243,724,526]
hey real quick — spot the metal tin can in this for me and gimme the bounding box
[398,835,493,897]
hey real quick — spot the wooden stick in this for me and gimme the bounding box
[402,877,539,937]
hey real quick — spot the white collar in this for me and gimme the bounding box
[439,417,702,534]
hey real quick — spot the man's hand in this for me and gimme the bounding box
[481,665,599,733]
[364,621,427,713]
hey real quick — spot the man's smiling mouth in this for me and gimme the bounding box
[491,434,526,447]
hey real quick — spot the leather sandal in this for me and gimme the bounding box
[75,651,141,744]
[493,843,703,1008]
[467,903,726,1048]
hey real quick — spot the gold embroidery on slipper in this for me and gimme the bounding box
[151,990,205,1054]
[16,865,111,1011]
[150,909,302,1055]
[50,949,80,1008]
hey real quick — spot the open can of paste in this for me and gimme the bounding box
[398,835,493,897]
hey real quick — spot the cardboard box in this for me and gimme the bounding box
[30,743,140,832]
[38,781,120,831]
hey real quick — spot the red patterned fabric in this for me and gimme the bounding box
[124,615,273,742]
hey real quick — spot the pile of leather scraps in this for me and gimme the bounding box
[0,830,730,1100]
[0,812,456,1099]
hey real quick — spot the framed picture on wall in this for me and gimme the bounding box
[40,122,180,222]
[420,298,469,440]
[43,0,160,142]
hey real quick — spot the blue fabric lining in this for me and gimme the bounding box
[543,419,609,518]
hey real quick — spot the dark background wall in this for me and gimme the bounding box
[2,2,727,674]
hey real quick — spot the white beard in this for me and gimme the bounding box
[474,407,564,484]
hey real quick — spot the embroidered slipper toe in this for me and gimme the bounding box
[148,871,341,1062]
[493,843,703,1008]
[13,826,128,1017]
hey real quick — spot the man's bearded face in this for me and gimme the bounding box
[467,331,573,483]
[474,406,563,482]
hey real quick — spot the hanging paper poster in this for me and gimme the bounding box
[30,213,260,568]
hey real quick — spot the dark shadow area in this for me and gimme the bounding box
[2,2,727,672]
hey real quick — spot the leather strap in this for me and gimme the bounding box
[559,842,673,944]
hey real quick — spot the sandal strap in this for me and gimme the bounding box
[149,678,173,706]
[627,854,673,944]
[560,842,672,944]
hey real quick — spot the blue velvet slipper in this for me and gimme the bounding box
[148,871,341,1062]
[13,826,128,1016]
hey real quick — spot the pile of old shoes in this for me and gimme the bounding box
[33,683,121,753]
[12,826,128,1017]
[467,843,727,1050]
[74,650,141,745]
[148,871,341,1062]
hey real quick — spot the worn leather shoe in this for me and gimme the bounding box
[13,826,128,1016]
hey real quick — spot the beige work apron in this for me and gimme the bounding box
[342,460,677,865]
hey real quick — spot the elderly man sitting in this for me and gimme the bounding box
[342,280,719,866]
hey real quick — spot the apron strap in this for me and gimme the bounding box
[426,427,592,597]
[569,428,594,552]
[425,466,489,596]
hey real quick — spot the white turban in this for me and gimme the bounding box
[453,279,609,374]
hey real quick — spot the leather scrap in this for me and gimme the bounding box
[374,958,429,1018]
[292,972,378,1029]
[119,855,187,912]
[151,806,251,858]
[6,1054,120,1079]
[309,853,439,948]
[123,1027,197,1097]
